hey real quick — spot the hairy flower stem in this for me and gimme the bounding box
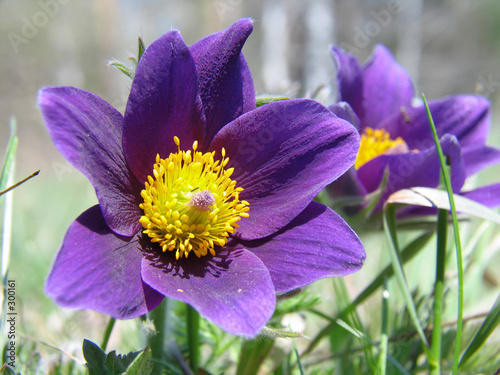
[187,304,200,373]
[423,94,464,374]
[377,277,389,375]
[430,209,448,374]
[148,299,167,373]
[100,317,116,352]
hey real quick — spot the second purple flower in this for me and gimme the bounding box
[328,45,500,213]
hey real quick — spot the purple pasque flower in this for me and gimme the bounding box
[328,44,500,213]
[39,19,365,337]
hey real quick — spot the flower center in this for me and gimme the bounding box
[355,127,409,169]
[139,136,250,260]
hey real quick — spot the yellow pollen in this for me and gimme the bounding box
[139,138,249,260]
[355,127,409,169]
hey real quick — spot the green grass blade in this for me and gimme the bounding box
[0,118,18,194]
[383,204,433,360]
[459,296,500,367]
[348,232,433,314]
[422,94,464,374]
[0,118,18,357]
[1,117,18,279]
[332,278,375,368]
[293,338,304,375]
[305,231,433,354]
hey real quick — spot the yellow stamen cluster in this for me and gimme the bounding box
[139,137,249,260]
[355,127,408,169]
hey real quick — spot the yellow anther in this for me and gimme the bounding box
[139,137,250,259]
[355,127,411,169]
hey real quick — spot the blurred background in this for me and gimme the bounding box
[2,0,500,179]
[1,0,499,370]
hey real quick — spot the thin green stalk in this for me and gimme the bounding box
[186,304,200,373]
[377,277,389,375]
[423,94,464,374]
[0,170,39,197]
[148,299,167,374]
[100,317,116,352]
[430,209,448,374]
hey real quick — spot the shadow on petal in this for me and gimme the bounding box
[139,236,275,336]
[139,235,243,280]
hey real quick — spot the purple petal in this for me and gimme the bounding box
[331,46,364,120]
[123,30,206,184]
[386,95,490,149]
[39,87,143,237]
[358,45,414,130]
[209,99,359,240]
[141,246,275,337]
[46,206,163,319]
[461,145,500,177]
[243,202,365,293]
[357,134,466,210]
[190,18,256,144]
[461,183,500,208]
[328,101,360,130]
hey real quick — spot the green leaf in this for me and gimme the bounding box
[260,326,305,339]
[108,61,134,79]
[83,339,144,375]
[125,347,153,375]
[0,366,17,375]
[137,35,145,63]
[256,96,290,107]
[83,340,106,375]
[459,296,500,368]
